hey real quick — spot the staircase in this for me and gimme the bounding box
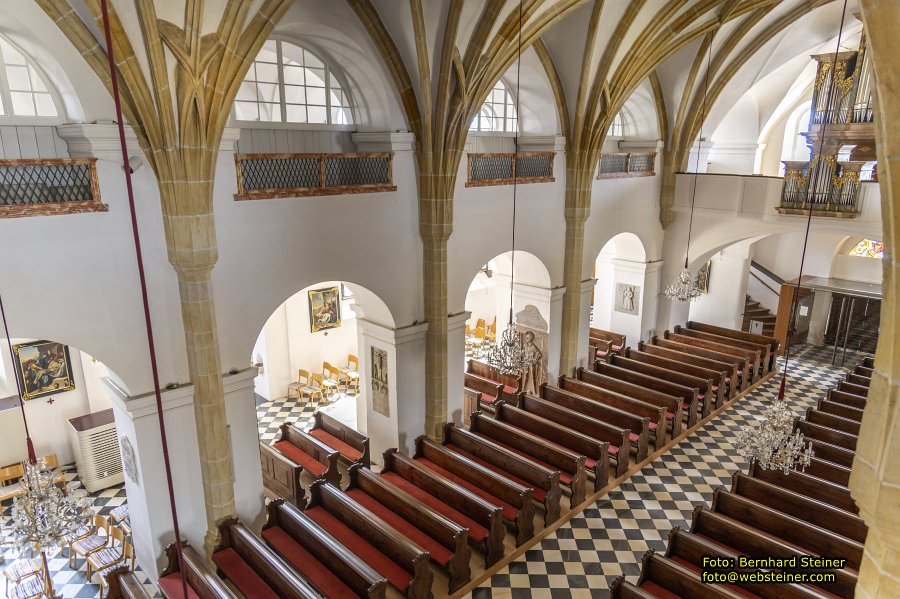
[742,295,776,336]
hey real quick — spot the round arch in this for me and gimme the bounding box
[591,232,652,347]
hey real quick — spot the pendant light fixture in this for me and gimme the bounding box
[737,0,849,472]
[489,0,530,376]
[664,42,713,303]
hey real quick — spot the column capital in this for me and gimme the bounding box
[447,311,471,332]
[57,122,141,162]
[352,131,416,152]
[580,278,598,293]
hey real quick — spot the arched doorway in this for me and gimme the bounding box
[251,281,397,452]
[591,232,654,346]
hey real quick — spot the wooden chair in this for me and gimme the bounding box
[486,317,496,343]
[319,364,340,399]
[8,557,53,599]
[87,526,129,581]
[338,354,360,394]
[288,369,323,403]
[70,514,110,568]
[309,373,332,404]
[93,540,136,593]
[39,453,67,487]
[3,558,40,596]
[0,463,25,503]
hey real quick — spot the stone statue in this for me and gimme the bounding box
[522,330,545,395]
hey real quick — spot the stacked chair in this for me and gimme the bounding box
[611,356,872,599]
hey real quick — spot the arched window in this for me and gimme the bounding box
[235,40,352,125]
[0,37,59,119]
[608,111,627,137]
[848,239,884,259]
[470,80,517,133]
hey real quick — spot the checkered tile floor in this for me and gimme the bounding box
[1,346,866,598]
[472,344,869,599]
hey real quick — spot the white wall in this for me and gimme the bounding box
[689,240,753,330]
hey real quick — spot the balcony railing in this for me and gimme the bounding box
[597,152,656,179]
[0,158,104,218]
[465,152,555,187]
[234,152,396,200]
[778,158,863,217]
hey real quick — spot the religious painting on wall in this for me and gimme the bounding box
[614,283,640,315]
[371,347,389,416]
[695,260,712,293]
[308,286,342,333]
[13,340,75,400]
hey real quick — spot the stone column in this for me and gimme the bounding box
[850,3,900,596]
[806,290,833,346]
[559,202,590,376]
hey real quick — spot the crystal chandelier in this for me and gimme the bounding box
[664,268,703,302]
[736,399,814,474]
[487,0,531,377]
[10,460,91,551]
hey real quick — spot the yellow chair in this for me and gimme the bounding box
[70,514,109,568]
[338,354,360,395]
[321,363,341,399]
[0,463,25,503]
[87,526,130,581]
[39,453,67,487]
[288,369,323,402]
[310,373,331,404]
[487,317,497,342]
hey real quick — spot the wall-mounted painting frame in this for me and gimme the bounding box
[13,340,75,400]
[308,286,342,333]
[696,260,712,293]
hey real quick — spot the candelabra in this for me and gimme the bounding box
[664,268,703,302]
[735,400,814,474]
[488,324,529,375]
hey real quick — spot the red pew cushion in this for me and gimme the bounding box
[480,393,498,404]
[211,548,279,599]
[308,428,362,461]
[261,526,358,599]
[305,506,413,591]
[639,580,682,599]
[503,385,518,395]
[273,441,327,476]
[345,488,453,566]
[414,457,519,521]
[445,444,547,502]
[611,344,622,350]
[158,572,201,599]
[380,471,489,542]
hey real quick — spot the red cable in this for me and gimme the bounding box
[99,1,188,592]
[0,293,36,463]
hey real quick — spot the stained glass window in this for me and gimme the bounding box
[235,40,353,125]
[470,80,517,132]
[848,239,884,258]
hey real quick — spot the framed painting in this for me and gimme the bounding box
[695,260,712,293]
[13,340,75,400]
[308,286,342,333]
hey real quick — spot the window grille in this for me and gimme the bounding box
[0,158,104,217]
[466,152,554,187]
[597,152,656,178]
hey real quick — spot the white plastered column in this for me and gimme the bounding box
[574,279,597,374]
[447,311,471,426]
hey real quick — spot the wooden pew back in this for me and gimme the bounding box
[467,359,522,392]
[665,331,761,381]
[749,461,858,513]
[636,342,734,399]
[312,411,370,467]
[686,320,779,365]
[589,328,626,348]
[464,372,503,401]
[105,567,152,599]
[610,353,713,417]
[578,366,684,435]
[828,389,867,410]
[280,424,339,466]
[159,543,239,599]
[674,325,771,373]
[652,336,748,388]
[259,442,304,506]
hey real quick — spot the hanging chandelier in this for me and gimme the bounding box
[664,267,703,302]
[735,400,813,473]
[736,0,849,473]
[488,0,531,376]
[10,460,91,551]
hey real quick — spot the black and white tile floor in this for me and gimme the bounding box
[471,344,869,599]
[1,346,867,598]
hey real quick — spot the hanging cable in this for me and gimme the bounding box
[0,292,36,463]
[778,0,849,399]
[507,0,524,326]
[100,0,188,592]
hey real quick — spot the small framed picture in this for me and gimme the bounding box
[308,286,342,333]
[14,340,75,400]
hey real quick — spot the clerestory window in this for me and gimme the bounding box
[470,80,518,133]
[0,37,59,119]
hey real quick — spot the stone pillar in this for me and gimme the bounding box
[559,206,589,376]
[422,232,449,439]
[806,290,833,346]
[447,311,471,426]
[547,287,566,381]
[575,279,597,372]
[850,3,900,596]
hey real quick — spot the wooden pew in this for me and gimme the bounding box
[272,424,340,485]
[663,528,824,599]
[309,412,371,468]
[804,456,852,487]
[651,336,750,392]
[828,388,867,411]
[380,448,505,567]
[613,551,745,598]
[259,443,305,507]
[748,461,858,514]
[304,481,433,599]
[158,543,239,599]
[589,328,626,358]
[690,507,857,597]
[795,419,858,451]
[494,402,612,487]
[847,373,871,387]
[464,372,504,408]
[806,438,856,468]
[414,436,535,544]
[105,567,153,599]
[862,356,874,368]
[443,424,561,525]
[805,408,861,436]
[711,488,863,570]
[555,377,662,452]
[665,331,762,383]
[730,473,866,543]
[855,365,874,378]
[213,518,326,599]
[467,359,522,403]
[674,324,772,374]
[463,387,483,424]
[838,380,868,397]
[518,394,630,475]
[470,411,587,505]
[686,320,780,372]
[632,344,731,407]
[539,385,649,464]
[610,353,714,420]
[346,466,471,593]
[262,499,388,599]
[817,398,864,423]
[577,366,684,439]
